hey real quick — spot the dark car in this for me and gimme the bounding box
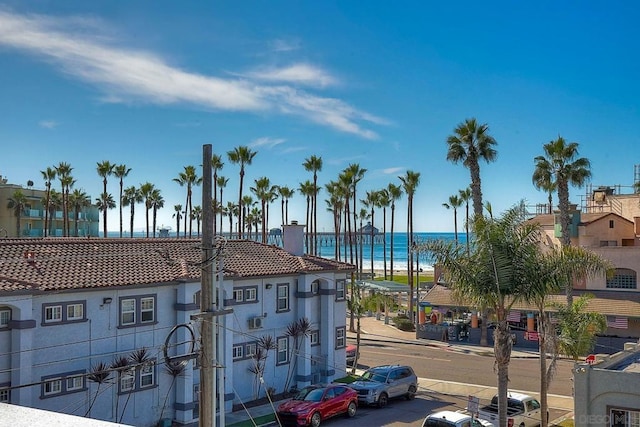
[276,383,358,427]
[349,364,418,407]
[346,344,358,365]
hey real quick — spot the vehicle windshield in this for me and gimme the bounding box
[360,370,387,383]
[293,387,324,402]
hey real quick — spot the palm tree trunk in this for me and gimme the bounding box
[495,320,512,427]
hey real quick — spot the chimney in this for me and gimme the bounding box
[282,221,306,256]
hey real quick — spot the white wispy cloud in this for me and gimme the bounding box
[0,10,386,139]
[381,167,404,175]
[269,38,301,52]
[245,63,337,88]
[250,137,286,149]
[39,120,58,129]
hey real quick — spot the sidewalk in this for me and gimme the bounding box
[225,316,572,426]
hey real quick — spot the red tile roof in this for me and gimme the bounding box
[0,238,355,293]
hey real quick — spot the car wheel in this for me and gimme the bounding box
[406,385,417,400]
[519,423,525,427]
[346,401,357,417]
[377,392,388,408]
[310,411,322,427]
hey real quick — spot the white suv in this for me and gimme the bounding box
[349,365,418,407]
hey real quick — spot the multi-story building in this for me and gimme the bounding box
[0,176,100,238]
[0,223,353,426]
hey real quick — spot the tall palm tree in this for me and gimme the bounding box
[458,187,472,254]
[139,182,155,238]
[55,162,73,236]
[251,177,275,243]
[399,170,420,322]
[533,136,591,305]
[95,192,116,237]
[227,145,257,238]
[173,166,201,238]
[345,164,367,271]
[386,183,403,281]
[191,205,202,237]
[424,204,543,427]
[172,204,183,238]
[7,190,28,237]
[97,161,115,237]
[446,118,498,219]
[216,176,229,235]
[298,180,314,252]
[45,189,62,236]
[363,190,381,277]
[226,201,239,236]
[40,166,57,237]
[122,186,142,238]
[150,189,164,237]
[377,189,391,280]
[69,189,90,237]
[442,194,463,244]
[113,164,132,238]
[211,154,224,235]
[277,185,295,227]
[303,155,323,255]
[325,180,345,261]
[532,166,557,215]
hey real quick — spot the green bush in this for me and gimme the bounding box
[392,317,415,331]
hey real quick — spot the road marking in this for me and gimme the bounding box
[368,348,451,362]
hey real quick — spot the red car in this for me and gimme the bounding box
[276,383,358,427]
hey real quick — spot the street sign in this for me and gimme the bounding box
[585,354,596,364]
[467,395,479,415]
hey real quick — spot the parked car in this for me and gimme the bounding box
[423,411,495,427]
[478,392,544,427]
[276,383,358,427]
[346,344,358,365]
[349,364,418,407]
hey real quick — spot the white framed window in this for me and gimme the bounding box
[44,305,62,323]
[233,289,244,302]
[44,378,62,396]
[121,299,136,326]
[120,370,135,392]
[277,284,289,312]
[610,408,640,427]
[67,303,83,321]
[193,290,201,306]
[310,330,319,346]
[245,288,257,302]
[0,387,9,403]
[233,345,244,360]
[140,363,154,388]
[0,309,10,328]
[277,337,289,364]
[335,327,346,349]
[336,280,345,300]
[246,343,257,357]
[140,297,154,323]
[66,375,83,391]
[311,281,319,295]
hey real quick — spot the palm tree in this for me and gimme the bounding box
[174,166,201,238]
[298,181,314,252]
[191,205,202,237]
[283,318,313,393]
[122,186,142,238]
[113,164,132,238]
[251,177,275,243]
[226,201,238,236]
[377,189,391,280]
[446,118,498,219]
[139,182,155,238]
[277,185,295,227]
[399,170,420,322]
[303,155,322,255]
[40,166,57,237]
[85,362,111,417]
[7,190,27,237]
[96,192,116,236]
[424,203,543,427]
[45,189,62,236]
[97,161,115,237]
[55,162,73,236]
[227,145,257,238]
[442,194,463,244]
[217,176,229,235]
[533,136,591,305]
[345,164,367,270]
[211,154,224,235]
[363,190,381,277]
[458,187,472,254]
[241,195,255,237]
[69,189,90,236]
[149,189,164,238]
[173,204,183,238]
[386,183,403,280]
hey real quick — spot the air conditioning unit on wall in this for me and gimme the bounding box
[249,317,263,329]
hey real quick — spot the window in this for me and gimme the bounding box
[277,284,289,312]
[311,281,319,295]
[40,371,86,398]
[66,304,83,321]
[246,343,257,357]
[0,385,9,403]
[609,220,615,228]
[245,288,257,302]
[66,375,83,391]
[607,268,637,289]
[233,345,244,360]
[44,378,62,396]
[193,290,201,307]
[119,295,157,327]
[0,308,10,328]
[335,327,346,348]
[233,289,244,302]
[310,330,319,346]
[193,384,200,420]
[277,337,289,364]
[610,408,640,427]
[119,361,156,394]
[336,280,345,301]
[120,370,135,392]
[140,364,154,387]
[44,305,62,323]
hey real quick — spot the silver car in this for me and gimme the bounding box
[349,365,418,408]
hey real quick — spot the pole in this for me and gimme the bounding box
[200,144,215,426]
[415,250,420,332]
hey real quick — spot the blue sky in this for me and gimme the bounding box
[1,1,639,233]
